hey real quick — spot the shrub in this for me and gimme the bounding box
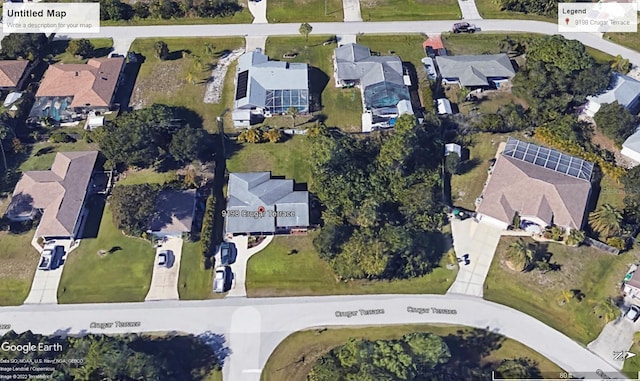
[200,194,216,259]
[49,131,74,143]
[606,236,626,251]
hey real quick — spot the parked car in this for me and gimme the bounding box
[453,22,477,33]
[214,266,231,293]
[38,244,64,271]
[157,250,174,268]
[626,305,640,322]
[217,242,236,265]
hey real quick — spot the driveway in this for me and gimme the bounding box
[588,313,637,369]
[343,0,362,22]
[145,237,183,301]
[248,0,267,24]
[447,218,503,297]
[225,235,273,297]
[458,0,481,20]
[23,240,73,305]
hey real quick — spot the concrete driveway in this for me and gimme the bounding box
[343,0,362,22]
[447,218,502,297]
[145,237,183,301]
[248,0,267,24]
[458,0,481,20]
[24,240,73,305]
[225,235,273,297]
[588,313,637,369]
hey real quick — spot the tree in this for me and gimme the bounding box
[299,23,313,42]
[109,184,159,235]
[204,42,216,57]
[504,238,534,272]
[594,102,638,146]
[264,128,283,143]
[169,126,209,164]
[611,54,631,74]
[66,39,95,58]
[566,229,586,247]
[589,204,623,238]
[286,106,299,127]
[495,358,540,379]
[0,33,47,59]
[622,166,640,223]
[444,152,460,174]
[526,35,593,73]
[100,0,133,21]
[154,40,169,60]
[238,128,263,143]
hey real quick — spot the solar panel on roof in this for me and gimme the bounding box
[502,137,593,181]
[235,70,249,100]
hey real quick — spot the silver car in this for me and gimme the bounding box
[627,305,640,322]
[214,266,230,293]
[157,250,174,268]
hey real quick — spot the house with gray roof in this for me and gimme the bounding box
[5,151,99,241]
[621,128,640,166]
[477,138,593,231]
[435,54,515,88]
[148,188,197,237]
[585,72,640,117]
[333,43,413,131]
[232,49,309,127]
[225,172,310,234]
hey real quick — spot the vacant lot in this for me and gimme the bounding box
[605,32,640,54]
[265,36,362,132]
[57,197,154,303]
[246,233,456,297]
[226,135,312,185]
[267,0,344,22]
[474,0,554,21]
[485,236,633,345]
[49,38,114,64]
[129,37,245,131]
[0,231,39,306]
[442,32,535,56]
[263,324,563,381]
[361,0,460,21]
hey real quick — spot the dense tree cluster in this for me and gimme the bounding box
[95,0,242,21]
[0,33,48,60]
[310,114,445,280]
[110,183,159,235]
[473,103,529,133]
[0,330,221,380]
[94,104,211,169]
[622,166,640,225]
[496,0,557,16]
[594,102,638,146]
[308,332,543,381]
[66,38,95,58]
[201,194,216,268]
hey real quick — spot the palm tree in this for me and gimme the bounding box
[186,71,196,85]
[265,128,283,143]
[204,42,216,57]
[589,204,623,238]
[566,229,586,247]
[287,107,299,127]
[557,289,574,305]
[505,238,534,272]
[299,23,313,42]
[593,298,620,323]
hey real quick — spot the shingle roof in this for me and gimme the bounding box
[225,172,309,234]
[587,72,640,109]
[477,141,592,230]
[36,57,125,108]
[435,54,515,87]
[148,189,196,234]
[7,151,98,237]
[0,60,28,88]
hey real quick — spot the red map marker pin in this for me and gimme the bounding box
[565,17,570,25]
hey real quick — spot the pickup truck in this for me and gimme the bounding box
[453,22,477,33]
[38,245,63,271]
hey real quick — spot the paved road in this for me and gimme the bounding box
[0,295,627,380]
[589,314,638,370]
[59,20,640,66]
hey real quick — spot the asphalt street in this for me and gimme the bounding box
[0,294,627,380]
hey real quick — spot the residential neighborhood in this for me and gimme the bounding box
[0,0,640,380]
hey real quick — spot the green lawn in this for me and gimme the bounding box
[246,232,456,297]
[360,0,460,21]
[177,241,220,300]
[623,333,640,378]
[129,37,245,132]
[265,36,362,132]
[485,236,633,345]
[0,231,39,306]
[267,0,344,22]
[226,135,312,184]
[263,324,563,381]
[442,32,535,55]
[474,0,555,22]
[605,32,640,54]
[103,12,253,26]
[49,38,114,64]
[57,198,154,303]
[19,139,99,172]
[596,174,626,211]
[117,169,177,186]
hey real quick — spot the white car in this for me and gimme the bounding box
[626,305,640,322]
[214,266,230,293]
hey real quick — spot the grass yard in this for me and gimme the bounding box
[117,168,177,186]
[129,37,245,132]
[226,135,312,184]
[441,32,536,56]
[48,39,114,64]
[246,232,456,297]
[605,32,640,53]
[360,0,460,21]
[484,236,634,345]
[450,132,510,210]
[57,197,154,303]
[596,174,626,211]
[623,333,640,378]
[19,139,99,172]
[177,241,219,300]
[265,36,362,132]
[103,12,253,26]
[267,0,344,22]
[263,324,563,381]
[473,0,555,22]
[456,89,528,115]
[0,231,39,306]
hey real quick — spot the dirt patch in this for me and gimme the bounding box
[130,59,189,109]
[586,120,636,169]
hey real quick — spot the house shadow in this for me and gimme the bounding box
[80,195,105,239]
[113,54,144,112]
[309,66,329,113]
[403,61,423,119]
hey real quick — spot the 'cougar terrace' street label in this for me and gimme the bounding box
[0,324,10,330]
[335,309,385,318]
[90,321,141,329]
[407,306,458,315]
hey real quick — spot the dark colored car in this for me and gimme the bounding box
[157,250,174,268]
[218,242,236,265]
[453,22,477,33]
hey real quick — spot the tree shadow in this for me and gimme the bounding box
[35,146,55,157]
[457,157,481,175]
[165,50,187,61]
[444,328,505,366]
[308,66,329,113]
